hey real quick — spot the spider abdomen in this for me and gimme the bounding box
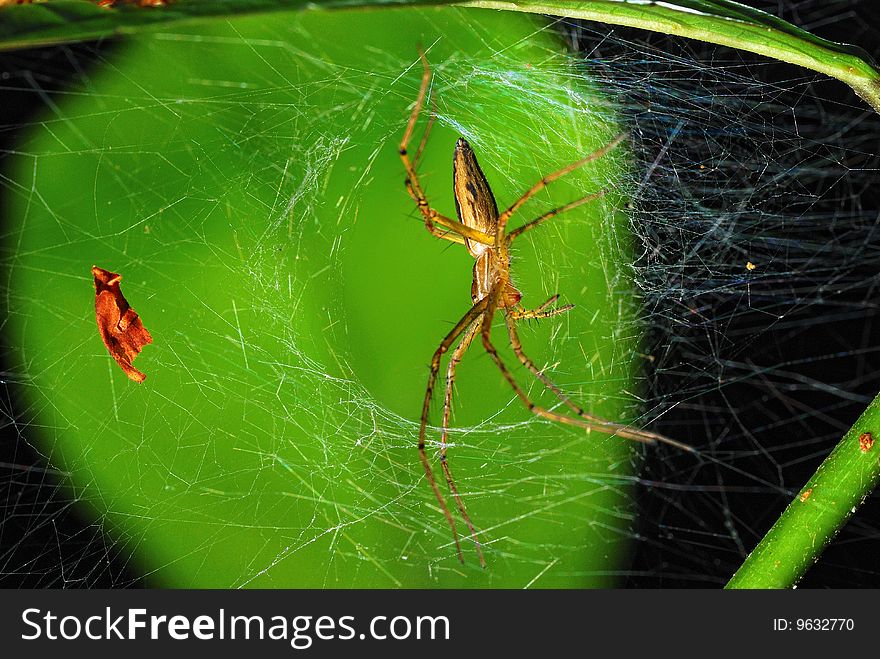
[453,138,499,260]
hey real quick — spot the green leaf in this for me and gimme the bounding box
[0,0,432,49]
[2,0,879,114]
[6,7,642,587]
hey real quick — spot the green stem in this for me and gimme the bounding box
[726,392,880,589]
[458,0,880,114]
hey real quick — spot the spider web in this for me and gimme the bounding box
[1,0,879,588]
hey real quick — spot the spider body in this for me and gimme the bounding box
[454,138,522,307]
[472,249,521,308]
[400,53,690,567]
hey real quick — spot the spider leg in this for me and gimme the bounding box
[399,50,432,163]
[404,180,465,246]
[497,132,627,236]
[439,317,485,567]
[481,288,589,431]
[412,90,437,170]
[399,51,496,248]
[508,294,574,322]
[503,311,693,452]
[479,286,692,452]
[420,297,489,564]
[507,190,607,245]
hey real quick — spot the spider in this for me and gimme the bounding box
[400,52,691,567]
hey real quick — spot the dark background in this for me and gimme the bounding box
[1,0,879,588]
[584,0,880,587]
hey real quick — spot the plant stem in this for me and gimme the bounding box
[726,392,880,589]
